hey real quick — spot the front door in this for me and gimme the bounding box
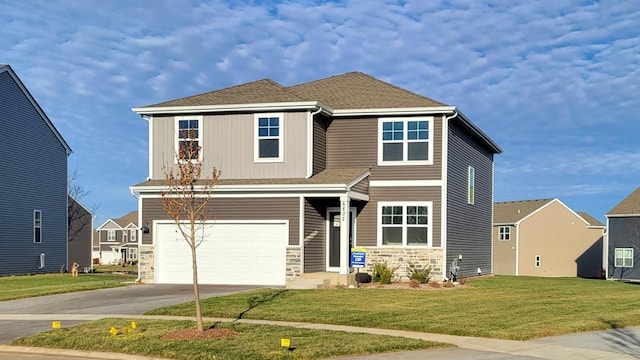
[328,210,354,269]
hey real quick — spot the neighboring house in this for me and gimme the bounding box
[68,196,94,271]
[605,187,640,281]
[95,211,139,265]
[493,198,605,278]
[130,71,502,286]
[0,64,72,275]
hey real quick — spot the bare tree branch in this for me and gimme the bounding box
[68,168,99,242]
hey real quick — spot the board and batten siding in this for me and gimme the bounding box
[355,187,442,248]
[140,197,300,246]
[304,198,334,272]
[446,120,495,277]
[607,216,640,280]
[150,112,308,180]
[0,70,68,275]
[326,116,442,181]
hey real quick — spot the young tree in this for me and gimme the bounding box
[160,130,220,332]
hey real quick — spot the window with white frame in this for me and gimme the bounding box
[378,202,432,246]
[255,113,283,162]
[498,226,510,241]
[535,255,541,268]
[107,230,116,242]
[130,230,136,242]
[378,118,432,165]
[615,248,633,267]
[33,210,42,243]
[123,230,128,243]
[128,248,138,260]
[468,166,475,204]
[175,116,202,161]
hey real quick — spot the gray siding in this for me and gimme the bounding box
[446,120,494,278]
[141,197,300,246]
[151,112,308,179]
[312,115,329,176]
[304,198,332,272]
[326,116,442,181]
[356,187,442,247]
[608,216,640,280]
[0,71,68,275]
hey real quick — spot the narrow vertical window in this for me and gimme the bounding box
[123,230,128,243]
[130,230,137,242]
[468,166,475,204]
[535,255,541,268]
[33,210,42,243]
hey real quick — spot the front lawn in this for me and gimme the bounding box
[147,276,640,340]
[0,273,135,301]
[12,318,449,360]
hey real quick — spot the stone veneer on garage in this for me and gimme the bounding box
[286,247,302,279]
[363,247,444,281]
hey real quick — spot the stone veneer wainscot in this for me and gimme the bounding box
[363,247,444,280]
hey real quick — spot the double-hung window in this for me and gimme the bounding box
[615,248,634,267]
[498,226,510,241]
[130,230,137,242]
[175,116,202,161]
[255,113,283,162]
[378,118,433,165]
[33,210,42,243]
[123,231,128,243]
[378,202,432,246]
[107,230,116,242]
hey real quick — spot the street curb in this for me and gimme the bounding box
[0,345,170,360]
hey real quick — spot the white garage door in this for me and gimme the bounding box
[155,221,288,285]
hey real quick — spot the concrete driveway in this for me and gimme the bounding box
[0,284,261,344]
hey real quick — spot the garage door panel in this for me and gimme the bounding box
[156,222,287,285]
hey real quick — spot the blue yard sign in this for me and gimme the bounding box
[350,247,366,268]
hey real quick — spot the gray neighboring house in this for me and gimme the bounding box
[130,71,502,286]
[0,64,72,275]
[95,211,139,265]
[68,196,94,271]
[605,187,640,281]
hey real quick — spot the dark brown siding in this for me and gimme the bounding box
[326,116,442,180]
[68,198,93,268]
[356,187,442,247]
[304,198,332,272]
[141,197,300,246]
[312,116,328,175]
[351,177,369,194]
[446,119,495,277]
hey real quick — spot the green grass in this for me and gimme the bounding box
[93,264,138,274]
[0,273,136,301]
[147,276,640,340]
[12,318,449,360]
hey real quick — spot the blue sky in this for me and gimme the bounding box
[2,0,639,225]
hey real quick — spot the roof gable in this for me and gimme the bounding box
[115,210,138,227]
[494,199,555,224]
[0,65,72,155]
[607,187,640,216]
[97,219,121,230]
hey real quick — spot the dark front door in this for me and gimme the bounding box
[329,211,353,268]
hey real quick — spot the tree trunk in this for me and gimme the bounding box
[191,239,203,332]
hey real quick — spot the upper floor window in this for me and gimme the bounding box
[175,116,202,161]
[468,166,475,204]
[33,210,42,243]
[378,202,432,247]
[254,113,283,162]
[123,230,128,243]
[107,230,116,242]
[378,118,433,166]
[498,226,510,241]
[130,229,137,242]
[615,248,633,268]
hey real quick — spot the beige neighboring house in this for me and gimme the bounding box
[95,211,139,265]
[493,198,605,277]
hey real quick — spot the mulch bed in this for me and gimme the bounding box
[162,328,240,341]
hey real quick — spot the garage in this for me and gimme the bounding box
[155,220,288,285]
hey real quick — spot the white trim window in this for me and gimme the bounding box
[498,226,510,241]
[378,117,433,166]
[535,255,541,268]
[107,230,116,242]
[378,202,432,246]
[615,248,633,268]
[130,230,137,242]
[254,113,284,162]
[33,210,42,243]
[468,166,475,204]
[123,230,128,243]
[175,116,202,161]
[128,248,138,260]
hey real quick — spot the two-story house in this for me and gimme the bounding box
[0,64,72,275]
[95,211,139,265]
[605,187,640,281]
[130,72,501,286]
[68,195,94,271]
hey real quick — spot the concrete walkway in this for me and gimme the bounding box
[0,313,638,359]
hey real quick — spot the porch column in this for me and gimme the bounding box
[339,194,350,275]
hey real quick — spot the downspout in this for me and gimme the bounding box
[130,187,142,283]
[515,223,520,276]
[441,111,457,280]
[306,106,324,179]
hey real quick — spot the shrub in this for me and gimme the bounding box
[407,261,432,284]
[372,261,399,284]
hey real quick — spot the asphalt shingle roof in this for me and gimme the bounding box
[493,199,554,224]
[607,187,640,216]
[577,212,605,227]
[114,210,138,227]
